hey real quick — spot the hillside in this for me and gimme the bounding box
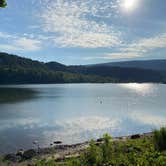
[91,59,166,71]
[0,52,166,84]
[0,52,116,84]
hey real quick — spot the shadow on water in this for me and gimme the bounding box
[0,88,37,103]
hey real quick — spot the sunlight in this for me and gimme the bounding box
[119,83,154,95]
[122,0,139,12]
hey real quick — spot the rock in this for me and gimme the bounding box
[23,149,36,159]
[54,141,62,144]
[130,134,140,139]
[95,142,101,146]
[97,138,103,142]
[4,153,20,162]
[33,140,38,145]
[56,156,65,162]
[16,149,24,157]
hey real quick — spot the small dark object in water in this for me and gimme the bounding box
[23,149,36,159]
[130,134,141,139]
[54,141,62,144]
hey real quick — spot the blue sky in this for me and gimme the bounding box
[0,0,166,65]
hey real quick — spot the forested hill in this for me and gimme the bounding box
[90,59,166,71]
[0,52,166,84]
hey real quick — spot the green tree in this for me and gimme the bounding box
[101,134,112,163]
[0,0,7,8]
[153,127,166,151]
[82,140,103,166]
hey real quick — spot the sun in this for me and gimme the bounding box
[123,0,138,11]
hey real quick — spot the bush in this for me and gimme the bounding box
[81,140,103,166]
[153,127,166,151]
[33,131,166,166]
[101,133,112,163]
[35,159,57,166]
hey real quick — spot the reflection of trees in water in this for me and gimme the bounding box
[0,88,37,103]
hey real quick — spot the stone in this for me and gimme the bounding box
[16,149,24,157]
[53,141,62,144]
[4,153,19,162]
[97,138,103,142]
[130,134,141,139]
[23,149,36,159]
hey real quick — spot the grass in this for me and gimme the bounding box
[35,128,166,166]
[153,127,166,151]
[2,127,166,166]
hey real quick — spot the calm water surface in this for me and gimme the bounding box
[0,83,166,153]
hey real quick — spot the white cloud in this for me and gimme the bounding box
[122,33,166,53]
[14,37,42,51]
[39,0,122,48]
[84,32,166,60]
[0,32,14,39]
[91,52,139,60]
[0,32,42,51]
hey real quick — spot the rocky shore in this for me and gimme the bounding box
[2,132,153,165]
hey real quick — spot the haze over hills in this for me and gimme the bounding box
[0,52,166,84]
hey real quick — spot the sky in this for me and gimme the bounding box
[0,0,166,65]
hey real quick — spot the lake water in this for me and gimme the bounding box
[0,83,166,154]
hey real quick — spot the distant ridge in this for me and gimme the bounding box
[89,59,166,71]
[0,52,166,84]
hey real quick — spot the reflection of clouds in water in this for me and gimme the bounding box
[0,118,43,130]
[130,112,166,127]
[119,83,155,95]
[56,116,120,131]
[0,116,121,144]
[43,116,121,144]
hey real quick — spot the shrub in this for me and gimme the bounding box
[101,133,112,163]
[35,159,57,166]
[153,127,166,151]
[81,140,103,166]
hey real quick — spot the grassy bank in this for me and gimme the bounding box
[1,128,166,166]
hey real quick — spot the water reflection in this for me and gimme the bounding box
[0,83,166,154]
[118,83,154,95]
[130,112,166,127]
[0,88,37,103]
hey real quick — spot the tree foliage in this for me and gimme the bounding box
[153,127,166,151]
[34,129,166,166]
[0,52,165,84]
[0,0,7,8]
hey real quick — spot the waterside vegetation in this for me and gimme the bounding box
[1,127,166,166]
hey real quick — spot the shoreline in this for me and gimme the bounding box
[2,132,153,163]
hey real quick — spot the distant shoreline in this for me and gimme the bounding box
[0,82,165,85]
